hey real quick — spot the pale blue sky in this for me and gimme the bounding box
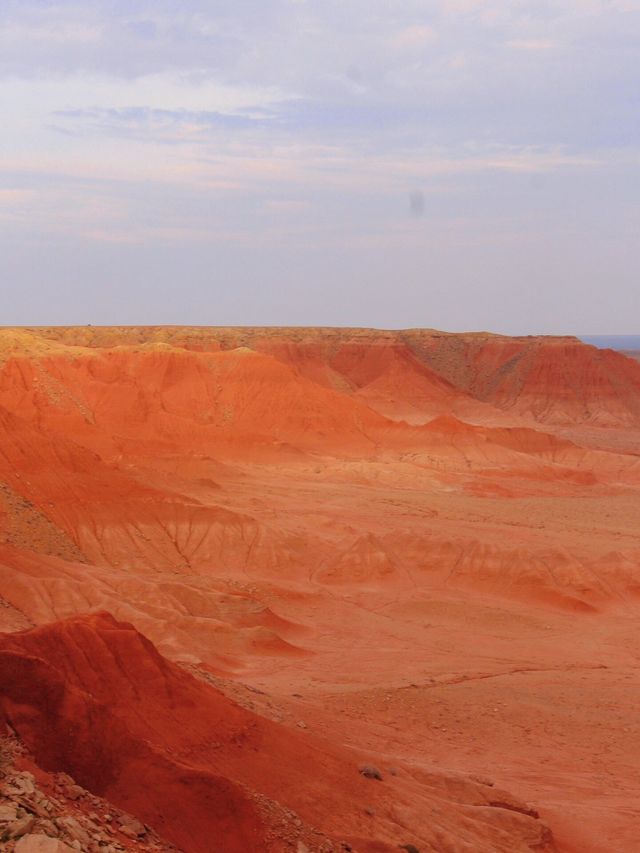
[1,1,638,332]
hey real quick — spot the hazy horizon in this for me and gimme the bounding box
[1,1,638,333]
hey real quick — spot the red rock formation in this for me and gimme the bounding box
[0,613,554,852]
[0,326,639,852]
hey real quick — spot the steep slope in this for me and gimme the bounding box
[252,338,495,424]
[22,325,640,428]
[400,332,640,427]
[0,403,305,575]
[0,341,396,460]
[0,612,555,853]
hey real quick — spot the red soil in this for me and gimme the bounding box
[0,612,555,852]
[1,326,639,852]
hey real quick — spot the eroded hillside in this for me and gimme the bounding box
[1,327,639,852]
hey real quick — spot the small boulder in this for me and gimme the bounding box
[36,820,58,837]
[118,816,146,838]
[65,785,85,801]
[0,803,19,822]
[8,814,37,839]
[55,816,91,847]
[359,764,383,780]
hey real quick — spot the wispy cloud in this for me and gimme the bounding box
[0,1,639,331]
[50,106,276,142]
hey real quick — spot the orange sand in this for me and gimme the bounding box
[1,327,639,852]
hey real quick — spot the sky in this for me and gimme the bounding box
[0,0,638,333]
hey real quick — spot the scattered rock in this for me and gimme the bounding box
[36,819,58,837]
[0,735,177,853]
[15,836,75,853]
[7,772,36,796]
[55,816,91,847]
[26,797,52,819]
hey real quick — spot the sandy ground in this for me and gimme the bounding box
[1,327,639,852]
